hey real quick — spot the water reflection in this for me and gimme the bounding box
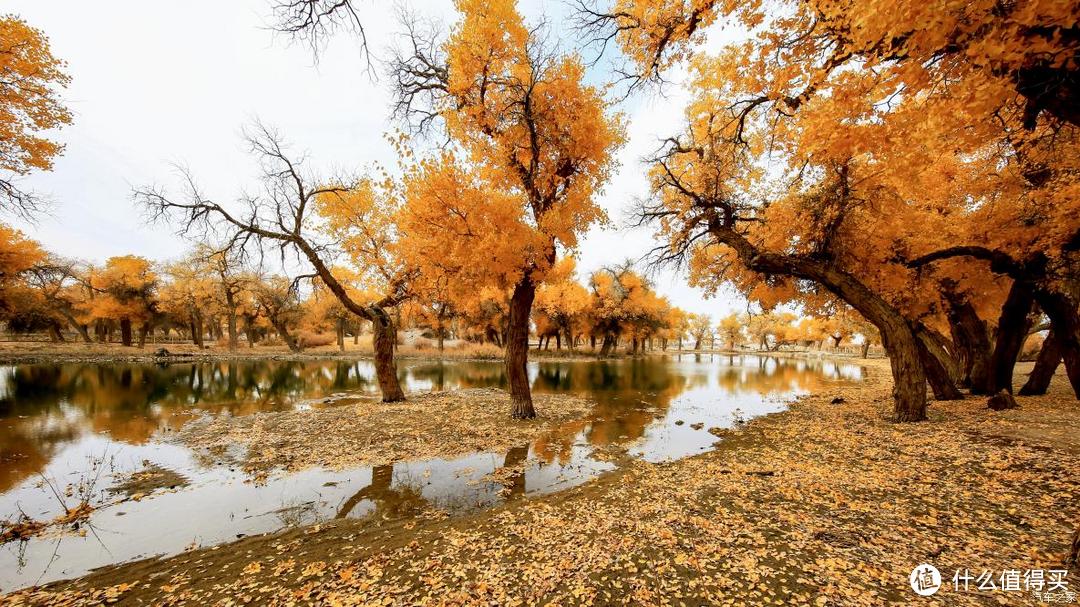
[0,355,862,590]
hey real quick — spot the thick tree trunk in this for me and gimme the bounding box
[371,307,405,402]
[505,278,536,419]
[48,323,64,342]
[120,318,133,347]
[711,225,927,421]
[943,285,993,390]
[244,316,257,348]
[985,281,1035,394]
[337,319,346,352]
[226,312,238,352]
[1032,289,1080,399]
[599,334,616,356]
[916,328,964,400]
[58,309,92,343]
[1020,330,1061,395]
[274,319,302,352]
[191,312,205,348]
[137,322,151,348]
[693,338,702,350]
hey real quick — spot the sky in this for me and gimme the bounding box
[7,0,746,320]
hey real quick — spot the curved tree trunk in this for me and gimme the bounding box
[599,334,616,356]
[505,277,536,419]
[1032,289,1080,399]
[57,309,92,343]
[370,307,405,402]
[711,225,926,421]
[943,286,993,390]
[916,327,964,400]
[273,318,302,353]
[1019,330,1061,395]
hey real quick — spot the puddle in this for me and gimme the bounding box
[0,354,863,590]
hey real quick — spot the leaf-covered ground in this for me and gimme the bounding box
[175,388,596,473]
[5,361,1078,606]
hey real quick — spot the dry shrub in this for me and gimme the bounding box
[297,331,335,348]
[451,342,503,359]
[411,337,436,351]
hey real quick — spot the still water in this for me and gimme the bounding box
[0,354,862,590]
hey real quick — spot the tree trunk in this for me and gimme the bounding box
[1020,330,1062,395]
[273,318,302,352]
[138,322,151,348]
[916,328,964,400]
[505,277,536,419]
[226,311,238,352]
[48,323,64,342]
[556,333,561,350]
[371,307,405,402]
[693,338,702,350]
[599,334,616,356]
[710,224,926,421]
[244,316,257,348]
[1032,288,1080,399]
[120,318,133,347]
[861,341,870,358]
[942,283,993,390]
[58,310,92,343]
[191,311,205,348]
[985,281,1035,394]
[337,318,346,352]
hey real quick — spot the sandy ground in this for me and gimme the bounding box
[4,360,1078,606]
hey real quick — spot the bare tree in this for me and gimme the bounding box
[134,122,406,401]
[270,0,372,70]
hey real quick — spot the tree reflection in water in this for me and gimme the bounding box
[0,356,861,494]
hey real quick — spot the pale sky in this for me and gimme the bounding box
[7,0,746,320]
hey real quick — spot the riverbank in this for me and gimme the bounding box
[0,341,622,364]
[5,360,1078,606]
[0,340,873,365]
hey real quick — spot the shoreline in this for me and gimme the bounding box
[5,359,1078,605]
[0,342,876,366]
